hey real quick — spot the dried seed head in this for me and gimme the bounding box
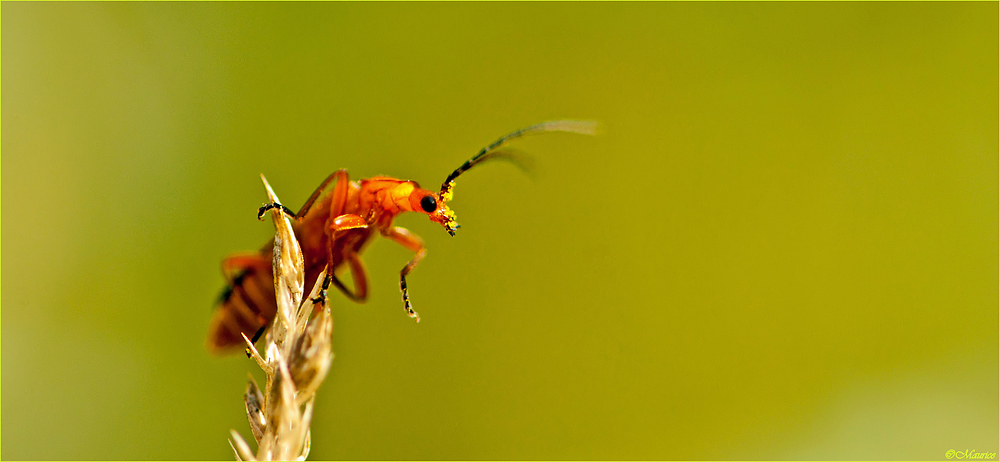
[288,304,334,402]
[226,176,335,461]
[244,376,266,445]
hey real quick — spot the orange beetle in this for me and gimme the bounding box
[207,121,595,354]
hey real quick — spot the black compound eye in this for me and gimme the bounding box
[420,195,437,213]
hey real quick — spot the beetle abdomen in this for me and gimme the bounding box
[207,256,277,354]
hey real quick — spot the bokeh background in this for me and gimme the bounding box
[2,2,996,460]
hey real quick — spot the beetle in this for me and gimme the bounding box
[207,120,595,354]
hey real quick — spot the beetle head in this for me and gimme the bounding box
[408,188,460,236]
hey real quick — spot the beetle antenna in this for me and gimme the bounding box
[439,120,597,202]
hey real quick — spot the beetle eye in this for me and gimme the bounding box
[420,195,437,213]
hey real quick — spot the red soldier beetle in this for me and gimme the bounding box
[207,120,596,354]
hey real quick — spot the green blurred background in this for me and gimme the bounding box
[2,2,996,460]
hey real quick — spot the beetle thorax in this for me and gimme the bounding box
[353,178,419,230]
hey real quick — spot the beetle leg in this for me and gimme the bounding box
[256,169,352,221]
[312,214,370,305]
[385,226,426,322]
[257,202,296,221]
[329,169,352,218]
[328,251,370,302]
[311,169,361,303]
[296,169,349,219]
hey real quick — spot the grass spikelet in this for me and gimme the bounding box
[227,175,335,461]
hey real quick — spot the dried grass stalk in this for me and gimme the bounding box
[228,175,334,461]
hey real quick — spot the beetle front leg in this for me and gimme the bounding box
[386,226,427,322]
